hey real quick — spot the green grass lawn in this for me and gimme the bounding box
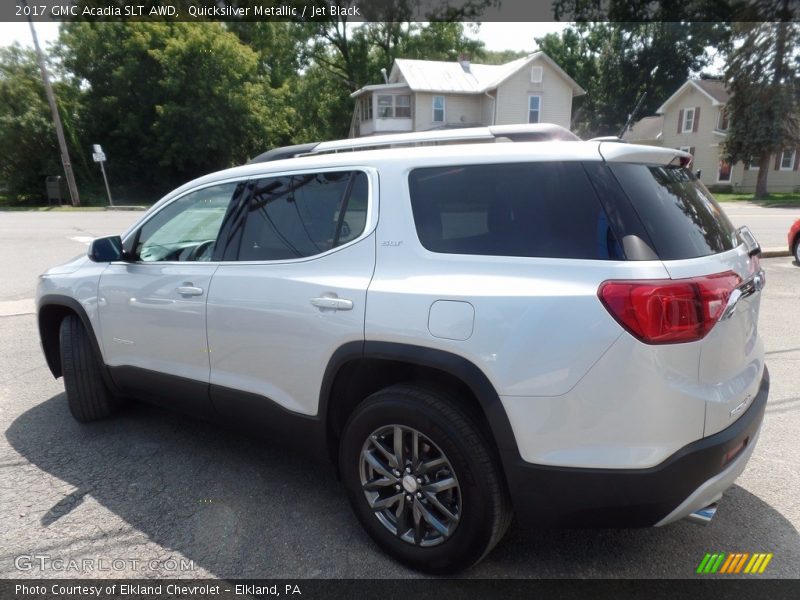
[714,192,800,207]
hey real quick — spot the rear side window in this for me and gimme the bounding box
[237,171,367,261]
[609,164,738,260]
[408,162,623,260]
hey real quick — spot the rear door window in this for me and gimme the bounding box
[235,171,368,261]
[408,162,623,260]
[608,164,738,260]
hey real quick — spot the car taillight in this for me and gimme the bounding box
[598,271,742,344]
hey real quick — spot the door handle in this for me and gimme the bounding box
[176,285,204,297]
[310,296,353,311]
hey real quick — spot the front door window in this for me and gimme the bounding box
[136,183,243,262]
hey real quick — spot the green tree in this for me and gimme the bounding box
[480,49,529,65]
[535,25,602,135]
[58,23,172,191]
[226,22,308,88]
[389,22,486,64]
[58,22,289,192]
[299,1,495,93]
[149,23,290,180]
[0,44,85,201]
[553,0,736,21]
[724,17,800,198]
[291,60,356,142]
[537,22,729,137]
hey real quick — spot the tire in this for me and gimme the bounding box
[59,315,118,422]
[794,237,800,265]
[339,384,512,573]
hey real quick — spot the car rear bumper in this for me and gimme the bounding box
[503,366,769,528]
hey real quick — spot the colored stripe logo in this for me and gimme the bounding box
[696,552,773,574]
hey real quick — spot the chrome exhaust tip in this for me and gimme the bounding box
[686,503,718,526]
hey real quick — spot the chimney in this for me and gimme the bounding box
[458,53,471,73]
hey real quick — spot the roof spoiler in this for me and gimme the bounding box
[598,142,692,166]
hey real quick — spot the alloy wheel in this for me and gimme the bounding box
[359,424,461,547]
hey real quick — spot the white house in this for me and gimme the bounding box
[625,78,800,192]
[349,52,586,138]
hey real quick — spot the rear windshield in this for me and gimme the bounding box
[408,162,623,260]
[608,164,738,260]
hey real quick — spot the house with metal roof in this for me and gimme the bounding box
[624,78,799,192]
[348,52,586,138]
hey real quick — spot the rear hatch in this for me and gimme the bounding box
[600,149,765,437]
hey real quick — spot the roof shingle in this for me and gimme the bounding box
[392,56,530,94]
[694,79,730,104]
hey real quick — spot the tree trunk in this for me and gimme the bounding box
[754,18,789,200]
[755,153,771,198]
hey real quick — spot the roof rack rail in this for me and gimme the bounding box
[588,136,626,143]
[247,124,580,164]
[248,143,318,164]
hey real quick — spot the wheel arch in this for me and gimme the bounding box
[38,295,102,379]
[320,341,521,479]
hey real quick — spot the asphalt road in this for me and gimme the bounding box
[0,208,798,579]
[721,202,800,251]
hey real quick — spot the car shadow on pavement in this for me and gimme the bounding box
[6,393,799,579]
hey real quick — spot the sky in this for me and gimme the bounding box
[0,21,569,53]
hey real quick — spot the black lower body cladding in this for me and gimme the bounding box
[503,367,769,528]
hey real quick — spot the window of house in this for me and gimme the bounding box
[432,96,445,123]
[377,95,393,118]
[528,96,541,124]
[360,96,372,121]
[395,95,411,118]
[747,156,760,170]
[682,107,695,133]
[780,148,796,170]
[530,66,543,83]
[237,171,369,261]
[377,94,411,118]
[717,108,729,131]
[717,160,732,182]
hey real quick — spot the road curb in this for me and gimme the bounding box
[761,247,790,258]
[105,206,147,211]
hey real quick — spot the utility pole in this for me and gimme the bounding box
[25,3,81,206]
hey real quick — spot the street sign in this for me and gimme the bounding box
[91,143,113,206]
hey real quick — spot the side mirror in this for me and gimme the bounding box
[88,235,124,262]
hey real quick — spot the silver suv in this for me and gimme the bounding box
[37,125,769,572]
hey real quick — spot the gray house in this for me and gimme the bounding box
[349,52,585,138]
